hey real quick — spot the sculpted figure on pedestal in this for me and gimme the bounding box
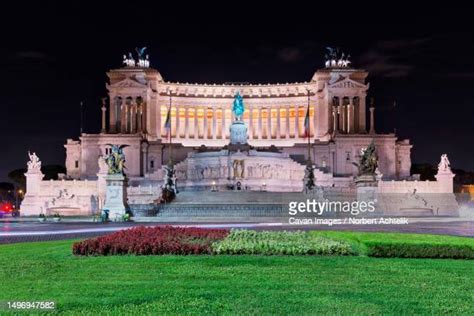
[438,154,451,173]
[232,92,245,121]
[104,144,128,175]
[27,151,42,171]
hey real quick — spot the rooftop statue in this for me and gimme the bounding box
[437,154,452,173]
[232,92,245,121]
[122,47,150,68]
[325,47,351,68]
[27,151,41,171]
[104,144,129,175]
[135,47,147,59]
[353,141,378,176]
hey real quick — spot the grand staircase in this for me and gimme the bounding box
[130,191,354,222]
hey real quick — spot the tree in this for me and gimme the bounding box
[410,163,436,181]
[7,168,26,188]
[0,182,15,201]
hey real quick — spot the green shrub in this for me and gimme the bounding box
[212,230,356,256]
[366,242,474,259]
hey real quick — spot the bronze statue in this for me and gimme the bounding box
[104,144,129,175]
[353,141,378,176]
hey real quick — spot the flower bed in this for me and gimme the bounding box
[72,226,229,256]
[212,230,355,256]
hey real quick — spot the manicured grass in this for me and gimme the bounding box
[310,231,474,247]
[1,233,473,314]
[310,231,474,257]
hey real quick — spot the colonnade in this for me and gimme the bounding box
[107,96,147,134]
[331,96,362,135]
[161,105,313,140]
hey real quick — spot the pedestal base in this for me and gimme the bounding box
[355,175,378,202]
[103,174,127,219]
[229,120,248,145]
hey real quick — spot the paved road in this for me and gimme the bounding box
[0,219,473,244]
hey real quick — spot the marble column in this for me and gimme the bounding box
[276,106,281,139]
[348,97,354,133]
[369,106,375,134]
[248,105,253,139]
[267,107,272,139]
[141,101,147,134]
[294,105,299,138]
[332,106,338,137]
[286,105,290,138]
[137,105,142,132]
[194,106,199,139]
[203,107,208,139]
[359,93,367,133]
[212,107,217,139]
[121,102,127,133]
[130,102,136,134]
[221,106,226,139]
[337,98,344,133]
[184,107,190,138]
[101,98,107,133]
[175,105,180,139]
[341,102,346,134]
[258,107,263,139]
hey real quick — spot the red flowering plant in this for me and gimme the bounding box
[72,226,229,256]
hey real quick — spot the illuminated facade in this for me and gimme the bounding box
[64,59,412,183]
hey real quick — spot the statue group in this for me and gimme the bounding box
[104,145,128,175]
[160,165,178,203]
[27,151,41,171]
[438,154,451,173]
[354,141,378,176]
[122,47,150,68]
[325,47,351,68]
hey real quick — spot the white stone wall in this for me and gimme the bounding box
[20,178,100,216]
[378,180,443,194]
[376,156,458,216]
[127,184,161,204]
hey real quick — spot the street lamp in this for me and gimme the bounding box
[16,189,24,210]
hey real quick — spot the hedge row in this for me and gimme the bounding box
[366,242,474,259]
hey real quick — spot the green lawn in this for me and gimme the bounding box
[0,232,473,314]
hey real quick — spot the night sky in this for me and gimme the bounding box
[1,3,474,181]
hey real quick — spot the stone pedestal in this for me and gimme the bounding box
[20,170,45,216]
[229,120,248,145]
[435,171,455,193]
[103,174,127,219]
[355,174,378,202]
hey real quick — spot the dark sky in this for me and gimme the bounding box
[1,2,474,181]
